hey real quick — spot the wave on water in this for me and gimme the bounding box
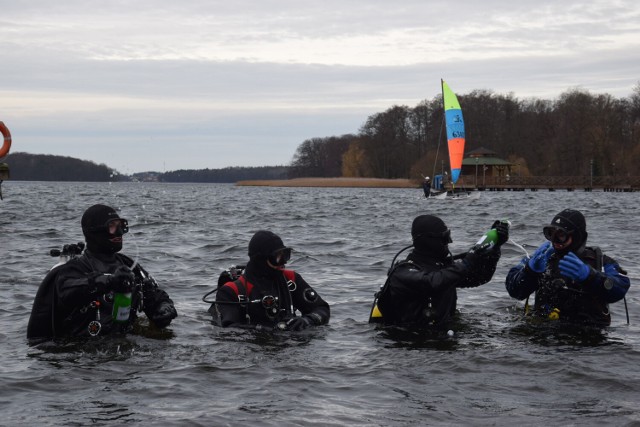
[2,182,640,425]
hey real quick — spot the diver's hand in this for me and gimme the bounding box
[558,252,591,282]
[283,316,312,331]
[91,266,134,294]
[492,220,510,246]
[527,241,554,273]
[463,243,495,269]
[149,301,177,328]
[108,266,135,293]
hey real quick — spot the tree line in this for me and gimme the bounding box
[4,153,289,183]
[289,84,640,180]
[6,83,639,183]
[158,166,289,182]
[5,153,116,181]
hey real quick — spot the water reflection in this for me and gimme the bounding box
[4,183,640,425]
[373,324,460,351]
[506,320,614,348]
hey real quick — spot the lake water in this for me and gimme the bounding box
[1,181,639,426]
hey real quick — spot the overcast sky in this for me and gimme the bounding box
[1,1,639,174]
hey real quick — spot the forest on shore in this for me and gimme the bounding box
[3,84,640,183]
[3,153,289,183]
[289,85,640,180]
[4,153,116,182]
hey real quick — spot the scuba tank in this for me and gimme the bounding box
[111,291,132,323]
[111,263,148,323]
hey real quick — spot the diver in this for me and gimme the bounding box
[207,230,330,331]
[505,208,630,326]
[27,204,177,341]
[370,215,509,326]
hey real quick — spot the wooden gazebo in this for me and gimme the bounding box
[461,147,513,187]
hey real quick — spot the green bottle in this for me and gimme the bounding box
[475,228,499,248]
[112,292,132,323]
[474,220,508,249]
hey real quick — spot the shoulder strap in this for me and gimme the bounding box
[391,259,419,275]
[283,269,295,282]
[376,260,416,298]
[594,247,603,272]
[225,275,253,300]
[585,246,603,272]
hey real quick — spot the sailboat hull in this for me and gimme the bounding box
[427,190,480,200]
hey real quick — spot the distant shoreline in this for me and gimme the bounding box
[236,177,418,188]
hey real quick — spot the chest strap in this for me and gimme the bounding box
[224,269,295,302]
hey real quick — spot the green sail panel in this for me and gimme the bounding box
[442,80,465,184]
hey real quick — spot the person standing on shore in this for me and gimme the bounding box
[422,177,431,198]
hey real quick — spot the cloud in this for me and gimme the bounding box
[1,1,639,172]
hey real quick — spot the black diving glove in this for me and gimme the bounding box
[149,301,177,328]
[91,266,135,294]
[491,220,510,246]
[283,316,313,331]
[110,267,136,292]
[463,243,496,269]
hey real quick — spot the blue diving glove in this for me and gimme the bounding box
[527,241,554,273]
[558,252,591,282]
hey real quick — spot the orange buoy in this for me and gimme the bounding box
[0,121,11,158]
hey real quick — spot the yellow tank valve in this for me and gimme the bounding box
[548,308,560,320]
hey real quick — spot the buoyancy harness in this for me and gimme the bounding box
[203,266,297,324]
[368,244,464,324]
[525,246,629,324]
[27,242,152,341]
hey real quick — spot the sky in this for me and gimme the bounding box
[1,0,639,174]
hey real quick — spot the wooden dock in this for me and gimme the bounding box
[447,176,640,192]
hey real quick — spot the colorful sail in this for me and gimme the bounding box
[441,80,465,184]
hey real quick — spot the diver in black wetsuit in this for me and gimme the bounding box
[27,204,177,341]
[209,230,330,331]
[372,215,509,326]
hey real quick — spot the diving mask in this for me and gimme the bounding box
[268,247,292,267]
[89,218,129,235]
[543,226,572,245]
